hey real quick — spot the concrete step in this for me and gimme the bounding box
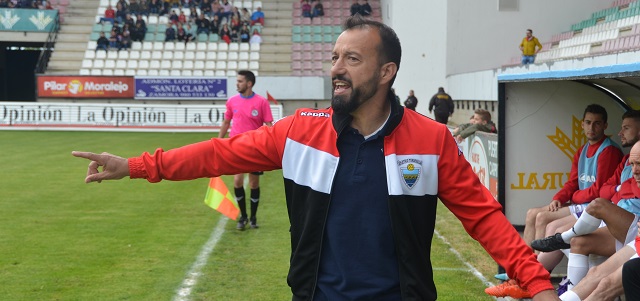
[54,42,90,51]
[51,50,85,59]
[263,27,292,35]
[48,60,81,69]
[260,62,291,72]
[59,25,92,34]
[62,17,96,25]
[260,44,292,53]
[261,53,293,62]
[57,34,92,43]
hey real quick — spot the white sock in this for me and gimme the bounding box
[562,211,601,242]
[567,253,589,289]
[559,290,581,301]
[589,254,608,268]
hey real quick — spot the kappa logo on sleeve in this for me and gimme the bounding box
[299,111,330,118]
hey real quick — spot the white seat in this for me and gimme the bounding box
[159,69,170,76]
[162,51,173,60]
[87,41,97,50]
[171,60,183,69]
[216,61,227,69]
[215,70,226,76]
[148,15,158,24]
[104,59,116,69]
[204,70,215,76]
[217,52,228,60]
[194,61,205,70]
[195,52,206,60]
[207,42,218,51]
[193,70,204,76]
[140,51,151,59]
[84,50,95,60]
[114,69,125,76]
[249,61,259,70]
[218,43,229,51]
[250,43,260,51]
[185,51,196,60]
[186,43,196,51]
[82,59,93,68]
[142,42,153,50]
[118,51,129,60]
[131,41,142,50]
[206,52,217,60]
[183,60,194,69]
[103,69,114,75]
[160,60,171,69]
[91,69,103,75]
[227,61,238,70]
[116,60,127,69]
[134,69,147,76]
[173,51,184,60]
[158,16,169,24]
[239,52,249,61]
[197,42,207,51]
[238,61,249,70]
[239,43,250,51]
[95,51,107,59]
[93,59,105,68]
[205,61,216,69]
[174,42,186,51]
[79,69,90,75]
[138,60,149,69]
[249,52,259,61]
[127,60,139,69]
[228,52,238,60]
[149,60,161,69]
[227,70,237,76]
[170,70,181,76]
[182,69,193,76]
[153,42,164,50]
[229,43,239,51]
[129,50,140,59]
[107,51,118,59]
[148,69,159,76]
[253,1,262,8]
[164,42,175,51]
[242,1,252,9]
[152,51,162,59]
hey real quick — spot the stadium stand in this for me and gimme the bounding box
[507,0,640,65]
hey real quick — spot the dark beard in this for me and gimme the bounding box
[331,73,379,115]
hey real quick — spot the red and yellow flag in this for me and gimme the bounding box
[204,177,239,220]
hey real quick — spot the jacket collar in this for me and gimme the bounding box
[331,90,404,138]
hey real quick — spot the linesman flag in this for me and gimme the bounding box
[266,91,278,104]
[204,177,239,220]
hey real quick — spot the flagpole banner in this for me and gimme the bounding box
[134,77,228,100]
[204,177,239,220]
[0,8,58,32]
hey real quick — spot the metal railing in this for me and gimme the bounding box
[34,11,61,74]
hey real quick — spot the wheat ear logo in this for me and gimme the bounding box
[547,116,586,162]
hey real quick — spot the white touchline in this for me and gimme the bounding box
[173,217,229,301]
[434,229,494,288]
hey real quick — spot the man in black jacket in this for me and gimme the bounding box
[428,87,454,124]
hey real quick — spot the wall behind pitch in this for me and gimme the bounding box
[504,81,625,225]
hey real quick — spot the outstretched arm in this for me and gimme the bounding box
[71,151,130,183]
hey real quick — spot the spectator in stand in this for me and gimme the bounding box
[302,0,311,18]
[0,0,8,8]
[149,0,161,14]
[185,22,197,42]
[176,22,187,41]
[313,0,324,17]
[165,22,176,41]
[135,13,147,33]
[241,7,251,24]
[200,0,212,17]
[230,28,239,42]
[195,14,210,35]
[109,30,119,49]
[219,23,231,44]
[99,4,116,24]
[119,30,132,50]
[112,21,122,35]
[250,6,264,26]
[359,0,372,16]
[230,14,241,31]
[239,23,250,43]
[96,32,110,51]
[249,28,262,44]
[350,0,360,16]
[210,14,221,36]
[138,0,149,16]
[454,109,497,143]
[211,0,221,18]
[188,6,198,22]
[117,0,128,11]
[131,22,145,41]
[178,10,186,24]
[520,29,543,65]
[44,0,53,9]
[167,0,180,8]
[230,6,241,21]
[221,0,232,20]
[115,2,128,24]
[129,0,140,15]
[168,9,179,24]
[123,13,135,28]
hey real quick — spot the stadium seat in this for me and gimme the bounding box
[127,60,139,69]
[115,60,127,69]
[182,69,193,76]
[118,51,129,60]
[197,42,207,51]
[228,52,238,60]
[195,51,206,60]
[170,70,181,76]
[206,52,217,60]
[172,60,183,69]
[165,42,175,51]
[194,61,206,70]
[137,60,149,69]
[89,32,101,41]
[140,50,151,60]
[84,50,95,60]
[93,59,105,68]
[144,32,155,41]
[162,51,173,60]
[228,61,238,70]
[292,34,302,43]
[82,59,93,68]
[114,69,125,76]
[148,69,159,76]
[175,42,186,51]
[159,69,170,76]
[193,70,204,76]
[183,60,194,69]
[227,70,237,76]
[131,69,143,76]
[107,51,118,59]
[102,68,114,75]
[151,51,162,59]
[87,41,97,50]
[218,42,229,51]
[209,34,220,42]
[239,43,250,51]
[174,51,185,60]
[90,69,102,75]
[218,52,228,60]
[79,69,90,75]
[249,52,259,61]
[204,70,215,76]
[292,61,301,70]
[185,51,196,60]
[238,61,249,69]
[95,50,107,59]
[92,23,102,33]
[160,60,171,69]
[239,52,249,60]
[302,34,312,43]
[208,42,218,51]
[149,60,161,69]
[197,34,208,42]
[250,43,260,51]
[249,61,259,70]
[186,43,197,51]
[215,70,226,76]
[216,61,227,69]
[142,41,153,50]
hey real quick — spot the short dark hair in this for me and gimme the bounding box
[623,109,640,122]
[526,29,532,34]
[474,109,491,122]
[343,15,402,86]
[238,70,256,85]
[583,104,608,123]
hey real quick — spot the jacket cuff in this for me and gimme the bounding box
[128,157,147,179]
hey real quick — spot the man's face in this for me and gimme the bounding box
[236,75,250,94]
[619,117,640,147]
[473,113,486,125]
[629,142,640,187]
[526,30,532,38]
[330,27,382,114]
[582,112,607,142]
